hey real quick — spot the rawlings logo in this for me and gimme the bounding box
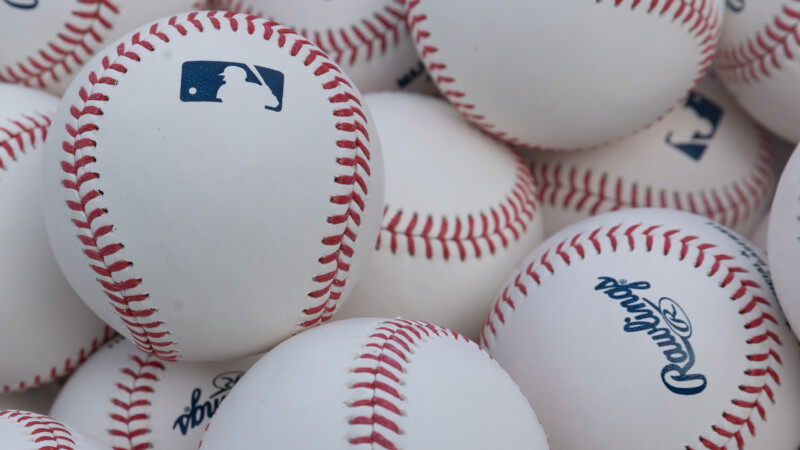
[4,0,38,8]
[726,0,744,12]
[397,60,427,89]
[595,276,707,396]
[665,92,723,161]
[172,371,244,435]
[180,61,284,111]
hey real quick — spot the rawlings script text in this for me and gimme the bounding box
[595,276,707,395]
[173,371,244,435]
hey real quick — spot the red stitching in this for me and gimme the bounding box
[0,410,78,450]
[0,112,51,170]
[0,0,119,91]
[107,352,166,450]
[378,153,538,260]
[214,0,407,67]
[1,107,114,393]
[715,2,800,84]
[406,0,721,150]
[348,319,470,449]
[58,12,374,357]
[529,129,775,231]
[480,223,782,449]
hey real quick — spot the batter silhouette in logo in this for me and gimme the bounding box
[180,61,284,111]
[664,92,723,161]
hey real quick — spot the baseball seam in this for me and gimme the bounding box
[0,0,119,91]
[2,107,114,394]
[58,11,373,360]
[375,154,539,260]
[0,111,51,170]
[479,223,782,449]
[405,0,721,150]
[108,352,165,450]
[0,410,78,450]
[714,2,800,84]
[530,130,775,231]
[347,319,471,449]
[213,0,408,68]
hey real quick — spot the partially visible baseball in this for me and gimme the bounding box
[526,74,776,237]
[199,318,549,449]
[405,0,724,149]
[49,335,259,450]
[714,1,800,143]
[0,83,111,394]
[212,0,434,93]
[0,0,201,95]
[336,92,544,339]
[482,208,797,448]
[41,12,385,362]
[768,145,800,341]
[0,410,109,450]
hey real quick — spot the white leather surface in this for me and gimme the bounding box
[336,92,544,340]
[41,12,385,361]
[407,0,723,149]
[525,75,775,237]
[213,0,433,93]
[483,208,796,448]
[0,0,200,95]
[0,83,109,394]
[200,318,549,449]
[715,0,800,142]
[768,146,800,341]
[49,335,259,450]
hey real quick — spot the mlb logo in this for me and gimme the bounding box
[180,61,285,112]
[664,92,723,161]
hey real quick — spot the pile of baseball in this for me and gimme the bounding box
[4,1,800,449]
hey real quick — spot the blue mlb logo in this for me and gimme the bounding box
[180,61,285,112]
[664,92,723,161]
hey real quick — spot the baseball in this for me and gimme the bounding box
[714,0,800,143]
[526,74,776,237]
[199,318,549,449]
[41,11,385,362]
[335,92,544,339]
[0,0,201,95]
[768,145,800,341]
[405,0,724,149]
[0,82,112,394]
[481,208,798,448]
[49,335,260,450]
[0,410,108,450]
[212,0,433,93]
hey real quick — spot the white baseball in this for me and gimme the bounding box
[0,0,201,96]
[405,0,724,150]
[714,0,800,143]
[0,82,112,394]
[212,0,434,93]
[526,74,776,238]
[768,144,800,341]
[0,410,109,450]
[336,92,544,339]
[481,208,797,448]
[199,318,549,449]
[41,11,385,362]
[49,335,259,450]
